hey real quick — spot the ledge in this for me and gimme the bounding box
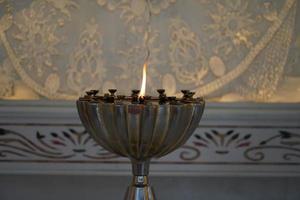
[0,100,300,176]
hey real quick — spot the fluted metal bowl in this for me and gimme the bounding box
[77,98,205,200]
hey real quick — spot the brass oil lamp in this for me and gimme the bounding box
[77,64,205,199]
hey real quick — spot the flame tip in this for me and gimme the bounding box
[139,63,147,97]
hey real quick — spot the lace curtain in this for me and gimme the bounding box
[0,0,299,102]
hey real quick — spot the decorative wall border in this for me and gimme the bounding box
[0,101,300,176]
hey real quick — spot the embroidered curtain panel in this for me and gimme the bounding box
[0,0,299,102]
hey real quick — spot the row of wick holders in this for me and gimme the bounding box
[81,89,203,105]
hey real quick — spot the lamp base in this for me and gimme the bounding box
[124,176,156,200]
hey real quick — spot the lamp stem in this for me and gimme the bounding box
[124,159,156,200]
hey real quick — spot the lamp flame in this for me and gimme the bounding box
[139,63,147,97]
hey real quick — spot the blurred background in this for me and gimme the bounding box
[0,0,300,200]
[0,0,299,102]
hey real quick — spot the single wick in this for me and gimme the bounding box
[131,90,140,104]
[157,89,167,104]
[108,89,117,98]
[139,96,145,104]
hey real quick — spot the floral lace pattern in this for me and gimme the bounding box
[169,18,208,86]
[0,0,299,101]
[66,19,106,95]
[12,1,61,77]
[204,0,258,56]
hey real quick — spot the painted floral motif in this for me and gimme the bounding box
[193,129,252,155]
[245,130,300,161]
[0,128,118,160]
[177,129,300,162]
[2,126,299,164]
[66,19,106,95]
[204,0,259,56]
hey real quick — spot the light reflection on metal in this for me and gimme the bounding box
[77,90,205,200]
